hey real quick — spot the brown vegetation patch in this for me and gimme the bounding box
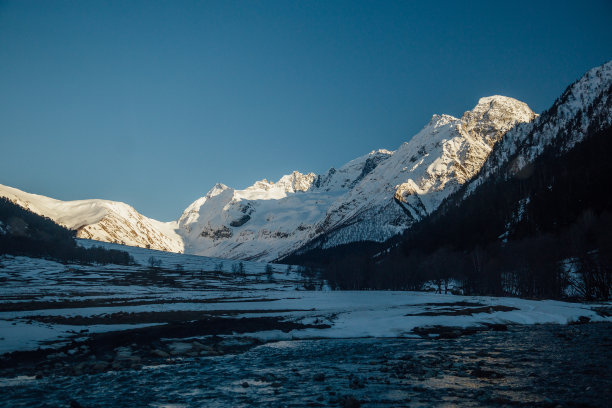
[405,305,517,317]
[417,301,486,307]
[0,296,280,312]
[24,309,315,325]
[412,323,508,339]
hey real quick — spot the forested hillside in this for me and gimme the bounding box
[285,66,612,300]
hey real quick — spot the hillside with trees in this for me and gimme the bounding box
[0,197,133,265]
[284,77,612,301]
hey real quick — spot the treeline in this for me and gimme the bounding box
[290,116,612,300]
[344,210,611,300]
[0,197,133,265]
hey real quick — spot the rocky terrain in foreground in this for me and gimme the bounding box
[2,323,611,408]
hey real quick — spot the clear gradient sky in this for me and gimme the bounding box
[1,1,611,221]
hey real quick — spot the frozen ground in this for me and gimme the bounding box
[1,241,611,406]
[1,242,610,354]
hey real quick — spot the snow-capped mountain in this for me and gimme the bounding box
[177,149,395,260]
[0,95,536,262]
[0,184,183,253]
[308,96,536,250]
[6,60,609,262]
[177,95,535,260]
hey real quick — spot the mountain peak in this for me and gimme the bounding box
[475,94,521,106]
[461,95,536,147]
[428,113,458,127]
[276,171,317,192]
[470,95,535,120]
[206,183,230,198]
[371,148,394,156]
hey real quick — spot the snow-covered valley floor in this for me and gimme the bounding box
[1,241,611,407]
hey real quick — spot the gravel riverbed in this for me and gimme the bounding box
[1,322,610,407]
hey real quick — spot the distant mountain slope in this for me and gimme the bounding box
[0,197,133,264]
[0,184,183,253]
[177,149,393,260]
[179,95,535,261]
[289,60,612,298]
[0,94,536,261]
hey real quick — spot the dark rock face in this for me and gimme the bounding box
[200,225,232,239]
[349,153,390,188]
[229,214,251,227]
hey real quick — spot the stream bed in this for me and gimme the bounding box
[1,322,610,407]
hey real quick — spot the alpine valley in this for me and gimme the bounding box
[2,61,610,263]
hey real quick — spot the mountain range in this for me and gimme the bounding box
[1,60,610,262]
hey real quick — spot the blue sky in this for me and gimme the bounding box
[1,1,611,221]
